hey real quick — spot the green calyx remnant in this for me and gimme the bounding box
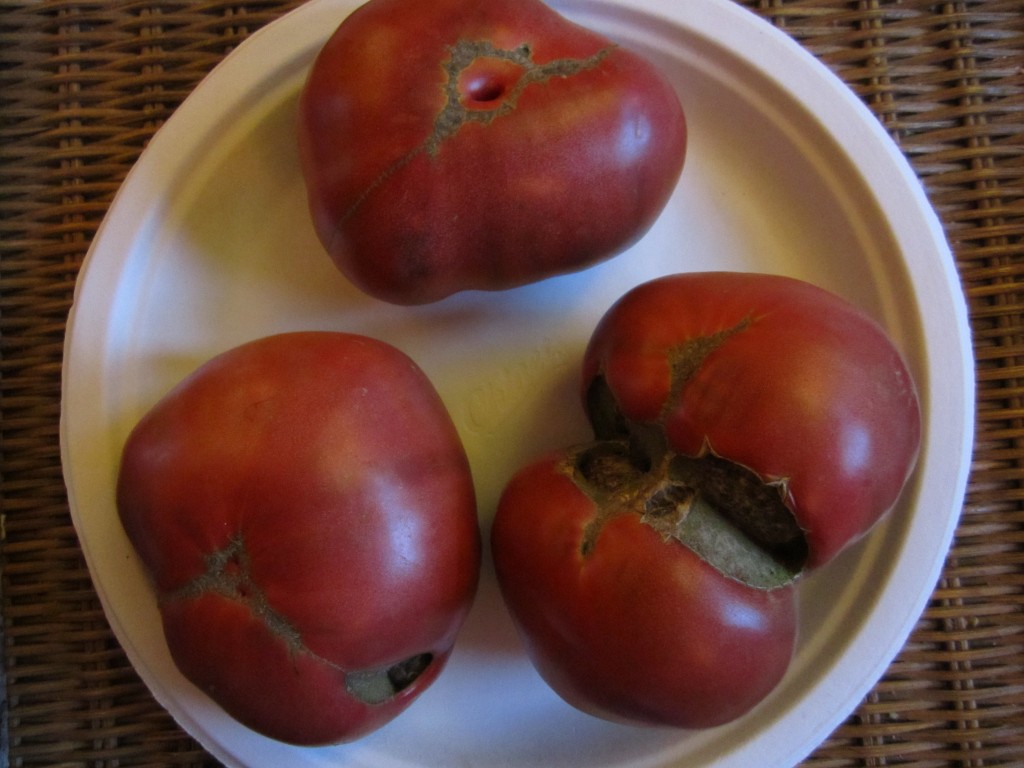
[574,320,808,590]
[569,442,805,589]
[343,39,614,222]
[165,535,433,705]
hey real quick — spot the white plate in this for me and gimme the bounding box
[60,0,974,766]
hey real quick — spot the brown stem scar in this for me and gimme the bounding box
[167,535,305,654]
[661,316,752,421]
[428,40,614,154]
[586,318,755,442]
[342,39,615,222]
[571,441,651,557]
[164,535,434,705]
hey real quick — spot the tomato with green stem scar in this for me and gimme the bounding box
[492,272,921,728]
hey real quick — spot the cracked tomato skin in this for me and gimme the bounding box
[582,272,922,569]
[116,332,480,745]
[491,271,921,728]
[297,0,686,305]
[492,452,798,729]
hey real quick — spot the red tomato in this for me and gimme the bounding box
[492,272,921,728]
[117,332,480,745]
[582,272,922,569]
[493,449,798,729]
[297,0,686,305]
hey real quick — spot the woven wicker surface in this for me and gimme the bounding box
[2,0,1022,765]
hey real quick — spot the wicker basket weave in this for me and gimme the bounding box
[2,0,1022,765]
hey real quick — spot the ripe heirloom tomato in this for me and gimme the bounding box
[492,272,921,729]
[297,0,686,305]
[117,332,480,745]
[583,272,922,570]
[493,447,799,729]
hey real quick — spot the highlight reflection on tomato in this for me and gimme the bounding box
[492,272,921,728]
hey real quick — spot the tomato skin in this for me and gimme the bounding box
[492,272,921,728]
[297,0,686,305]
[116,332,480,745]
[492,452,797,728]
[582,272,922,569]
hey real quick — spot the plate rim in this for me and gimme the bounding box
[60,0,975,766]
